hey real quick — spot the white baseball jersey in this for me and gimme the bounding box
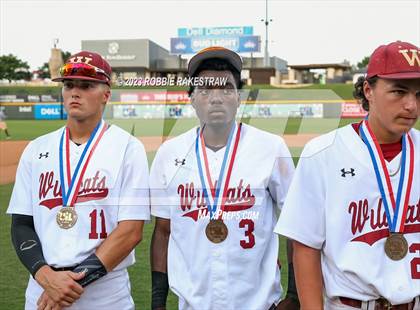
[150,123,295,310]
[7,123,150,308]
[275,124,420,305]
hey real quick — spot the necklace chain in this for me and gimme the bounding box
[388,158,402,177]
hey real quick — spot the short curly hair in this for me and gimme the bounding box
[353,76,379,111]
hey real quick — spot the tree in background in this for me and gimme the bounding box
[356,56,370,69]
[37,51,72,79]
[0,54,32,82]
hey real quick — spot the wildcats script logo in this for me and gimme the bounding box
[177,179,256,221]
[39,171,109,209]
[348,198,420,245]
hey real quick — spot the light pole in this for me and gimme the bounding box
[261,0,272,67]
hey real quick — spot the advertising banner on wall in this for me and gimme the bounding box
[34,104,67,120]
[112,103,322,119]
[119,91,189,103]
[0,95,25,103]
[341,101,367,118]
[0,94,60,103]
[113,104,195,119]
[0,105,34,119]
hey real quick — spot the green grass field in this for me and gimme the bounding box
[1,117,419,309]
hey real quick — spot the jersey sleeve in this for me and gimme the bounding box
[149,145,171,219]
[117,137,150,221]
[274,146,326,250]
[267,139,295,213]
[7,141,35,216]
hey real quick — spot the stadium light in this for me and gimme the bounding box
[261,0,273,67]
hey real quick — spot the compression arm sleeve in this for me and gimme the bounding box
[11,214,47,277]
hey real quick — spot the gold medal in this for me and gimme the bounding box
[205,219,228,243]
[384,233,408,260]
[56,207,78,229]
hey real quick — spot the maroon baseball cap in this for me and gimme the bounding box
[53,51,112,85]
[188,46,242,77]
[367,41,420,79]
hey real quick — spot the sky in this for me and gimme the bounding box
[1,0,419,70]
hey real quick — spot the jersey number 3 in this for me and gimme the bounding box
[89,209,108,239]
[239,219,255,249]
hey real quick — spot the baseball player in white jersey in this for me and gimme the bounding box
[7,51,150,310]
[275,41,420,310]
[149,47,298,310]
[0,107,11,139]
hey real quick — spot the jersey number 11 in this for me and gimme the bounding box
[89,209,108,239]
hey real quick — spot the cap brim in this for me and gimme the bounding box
[52,75,110,84]
[377,72,420,79]
[188,49,242,77]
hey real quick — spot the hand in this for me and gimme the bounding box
[37,291,61,310]
[276,296,300,310]
[35,266,85,306]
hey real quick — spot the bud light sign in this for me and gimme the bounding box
[170,35,260,54]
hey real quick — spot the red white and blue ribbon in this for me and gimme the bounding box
[59,120,107,207]
[359,120,414,233]
[195,122,242,220]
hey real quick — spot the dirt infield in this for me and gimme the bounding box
[0,133,317,185]
[0,141,29,185]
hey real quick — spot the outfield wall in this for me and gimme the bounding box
[0,89,366,120]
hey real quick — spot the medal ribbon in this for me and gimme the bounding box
[59,120,107,207]
[195,122,242,220]
[359,120,414,233]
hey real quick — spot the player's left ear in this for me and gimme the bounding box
[363,80,373,102]
[236,91,241,108]
[102,85,111,104]
[190,91,197,110]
